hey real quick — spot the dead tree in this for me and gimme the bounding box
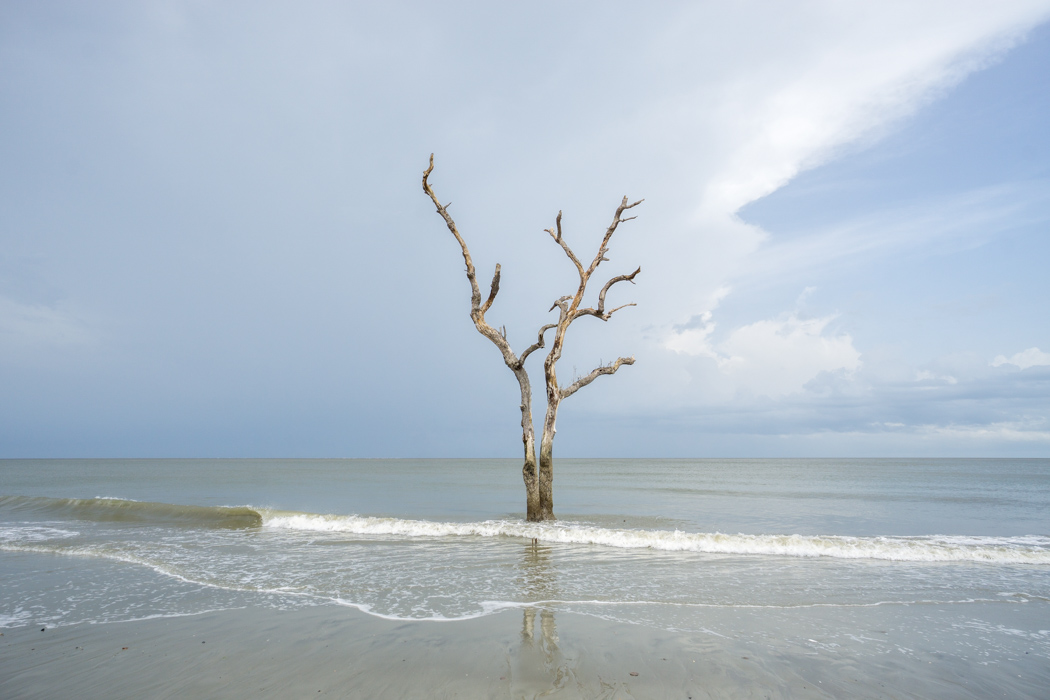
[422,155,640,521]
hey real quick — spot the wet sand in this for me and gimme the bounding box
[1,603,1045,699]
[0,605,819,699]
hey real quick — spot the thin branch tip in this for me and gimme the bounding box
[422,155,435,189]
[480,263,502,315]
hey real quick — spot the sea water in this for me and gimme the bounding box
[2,458,1048,693]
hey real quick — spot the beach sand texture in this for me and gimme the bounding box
[3,604,1045,699]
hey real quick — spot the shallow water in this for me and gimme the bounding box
[2,458,1048,694]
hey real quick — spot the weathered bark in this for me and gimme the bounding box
[538,397,558,520]
[515,365,540,519]
[423,155,639,522]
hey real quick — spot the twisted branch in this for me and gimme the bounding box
[519,323,558,366]
[574,266,641,321]
[540,196,642,390]
[559,356,636,400]
[586,196,643,281]
[545,211,585,279]
[423,154,518,368]
[423,154,482,310]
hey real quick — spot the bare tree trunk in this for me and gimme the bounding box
[515,367,541,520]
[537,305,565,522]
[538,396,558,521]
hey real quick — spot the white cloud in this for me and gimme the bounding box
[784,421,1050,454]
[690,3,1047,220]
[917,421,1050,442]
[663,286,730,360]
[915,370,959,385]
[666,310,861,398]
[626,3,1050,387]
[4,2,1050,455]
[992,347,1050,369]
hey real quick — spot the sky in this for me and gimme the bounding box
[2,1,1049,458]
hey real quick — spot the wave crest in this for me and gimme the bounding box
[4,494,1045,563]
[0,495,262,529]
[260,511,1050,564]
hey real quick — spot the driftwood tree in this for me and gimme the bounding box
[423,155,640,521]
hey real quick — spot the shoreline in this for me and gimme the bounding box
[0,605,717,699]
[3,602,1046,699]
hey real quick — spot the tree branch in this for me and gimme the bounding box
[545,211,585,280]
[422,153,482,310]
[542,196,643,392]
[585,197,644,280]
[559,356,636,400]
[480,263,501,315]
[573,266,641,321]
[424,155,519,369]
[519,323,558,366]
[548,295,572,314]
[598,266,640,311]
[575,302,637,322]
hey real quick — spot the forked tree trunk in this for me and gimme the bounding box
[423,155,639,523]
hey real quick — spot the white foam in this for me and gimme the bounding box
[259,511,1050,563]
[0,525,79,544]
[329,598,507,622]
[0,611,33,628]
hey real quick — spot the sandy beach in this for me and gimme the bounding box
[0,605,742,700]
[3,601,1045,699]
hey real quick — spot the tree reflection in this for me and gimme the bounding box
[513,541,574,693]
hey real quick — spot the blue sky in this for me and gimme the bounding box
[2,1,1049,457]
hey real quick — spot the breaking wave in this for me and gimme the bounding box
[259,511,1050,564]
[0,495,262,529]
[3,495,1047,563]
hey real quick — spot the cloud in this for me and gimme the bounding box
[734,181,1050,290]
[629,3,1050,404]
[992,347,1050,369]
[4,3,1050,456]
[689,3,1046,221]
[914,370,959,385]
[917,420,1050,442]
[863,419,1050,443]
[666,308,861,398]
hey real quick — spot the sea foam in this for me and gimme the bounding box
[259,511,1050,564]
[5,494,1045,563]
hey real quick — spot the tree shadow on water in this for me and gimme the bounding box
[510,541,581,697]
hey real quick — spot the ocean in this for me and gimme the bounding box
[2,458,1048,696]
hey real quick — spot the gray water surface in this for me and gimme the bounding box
[2,458,1048,696]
